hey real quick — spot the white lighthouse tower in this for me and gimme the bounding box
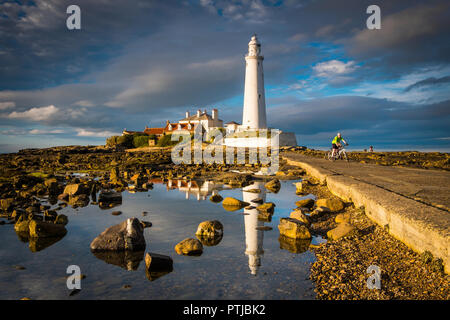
[242,35,267,130]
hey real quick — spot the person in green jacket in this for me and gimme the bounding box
[331,133,348,158]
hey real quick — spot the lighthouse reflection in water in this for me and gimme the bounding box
[160,178,269,275]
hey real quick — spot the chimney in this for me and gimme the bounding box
[186,111,190,118]
[197,109,201,117]
[212,108,218,120]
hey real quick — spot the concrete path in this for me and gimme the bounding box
[282,152,450,273]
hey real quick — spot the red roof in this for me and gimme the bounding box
[144,127,165,135]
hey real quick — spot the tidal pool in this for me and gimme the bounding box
[0,179,323,300]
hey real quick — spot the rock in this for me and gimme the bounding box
[29,220,67,238]
[98,191,122,204]
[54,214,68,225]
[45,178,61,195]
[14,217,30,234]
[251,197,264,204]
[278,217,311,240]
[174,238,203,256]
[294,181,309,194]
[316,198,345,212]
[255,226,272,231]
[58,193,69,201]
[310,206,331,220]
[222,197,249,210]
[257,211,272,222]
[209,194,223,203]
[90,218,146,251]
[68,194,90,207]
[63,183,88,196]
[265,179,281,193]
[244,188,260,193]
[256,202,275,214]
[327,222,357,240]
[140,221,152,228]
[335,212,351,223]
[420,250,433,264]
[295,198,315,209]
[145,252,173,281]
[195,220,223,238]
[0,198,14,212]
[290,209,310,225]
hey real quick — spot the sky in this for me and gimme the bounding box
[0,0,449,153]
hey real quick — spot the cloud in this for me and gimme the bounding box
[29,129,65,135]
[7,105,59,121]
[76,129,120,137]
[313,60,357,77]
[0,101,15,110]
[404,76,450,92]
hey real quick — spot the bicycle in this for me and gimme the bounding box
[326,144,349,161]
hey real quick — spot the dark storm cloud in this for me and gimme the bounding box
[0,0,449,152]
[404,76,450,92]
[267,96,450,148]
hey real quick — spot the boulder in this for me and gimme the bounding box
[68,194,90,207]
[327,222,357,240]
[316,198,345,212]
[209,194,223,203]
[335,212,351,223]
[309,206,331,220]
[195,220,223,238]
[98,191,122,204]
[174,238,203,256]
[244,188,261,193]
[251,197,264,204]
[57,193,69,201]
[63,184,88,196]
[145,252,173,281]
[278,217,311,240]
[29,220,67,238]
[290,209,310,225]
[256,202,275,214]
[222,197,249,210]
[265,179,281,193]
[90,218,146,251]
[54,214,68,225]
[0,198,14,212]
[295,198,315,209]
[14,217,30,234]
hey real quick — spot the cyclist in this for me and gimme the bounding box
[331,132,348,158]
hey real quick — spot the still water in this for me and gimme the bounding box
[0,179,322,299]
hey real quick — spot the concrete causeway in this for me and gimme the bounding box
[282,152,450,273]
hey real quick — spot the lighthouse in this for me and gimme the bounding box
[242,35,267,130]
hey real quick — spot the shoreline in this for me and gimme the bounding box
[0,145,449,299]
